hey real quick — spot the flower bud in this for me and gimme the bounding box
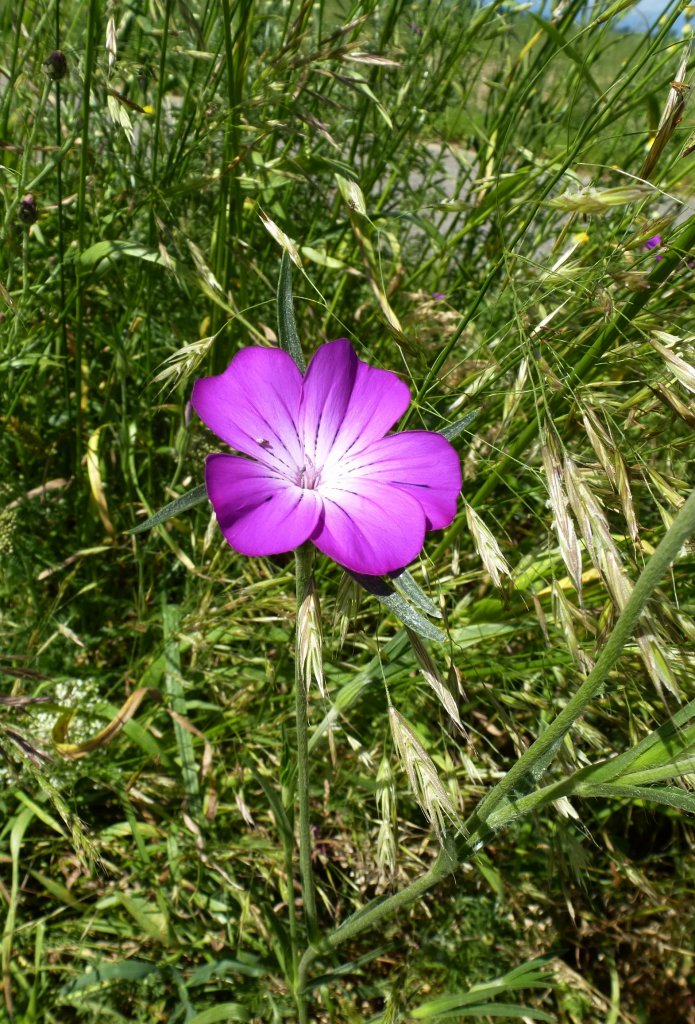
[43,50,68,81]
[19,194,38,225]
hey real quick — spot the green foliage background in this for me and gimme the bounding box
[1,0,694,1020]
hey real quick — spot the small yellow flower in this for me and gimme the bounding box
[142,104,155,116]
[572,231,590,246]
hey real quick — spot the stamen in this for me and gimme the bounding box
[297,456,321,490]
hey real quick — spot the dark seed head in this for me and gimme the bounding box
[43,50,68,81]
[19,194,38,225]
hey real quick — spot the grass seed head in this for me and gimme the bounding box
[375,756,397,882]
[106,16,118,70]
[297,577,324,697]
[0,500,17,556]
[406,629,463,732]
[549,184,652,213]
[650,334,695,395]
[637,635,680,697]
[464,503,511,589]
[551,582,585,671]
[542,437,583,597]
[581,408,617,489]
[389,707,462,842]
[564,457,612,570]
[334,572,363,649]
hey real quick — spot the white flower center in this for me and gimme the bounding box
[296,456,322,490]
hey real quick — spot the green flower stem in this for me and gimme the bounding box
[294,543,319,945]
[284,836,299,997]
[297,840,458,995]
[324,840,456,950]
[299,488,695,985]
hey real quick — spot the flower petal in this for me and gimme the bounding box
[338,431,461,529]
[311,478,426,575]
[300,339,410,468]
[206,454,321,557]
[192,348,304,473]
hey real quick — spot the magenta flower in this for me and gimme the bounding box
[644,234,663,260]
[191,339,461,575]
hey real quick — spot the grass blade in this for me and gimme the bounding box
[277,252,306,372]
[129,485,208,534]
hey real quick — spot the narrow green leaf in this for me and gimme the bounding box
[128,484,208,534]
[30,870,84,910]
[187,1004,251,1024]
[411,958,553,1015]
[455,977,550,1006]
[15,793,67,838]
[276,253,306,373]
[308,944,391,990]
[251,769,293,844]
[456,1005,553,1021]
[494,957,555,986]
[618,757,695,787]
[119,893,171,945]
[586,697,695,785]
[263,904,293,978]
[187,957,268,985]
[472,852,505,898]
[578,782,695,814]
[349,572,446,643]
[390,568,442,618]
[412,1002,554,1021]
[61,960,160,994]
[449,623,517,648]
[79,239,179,272]
[440,410,478,441]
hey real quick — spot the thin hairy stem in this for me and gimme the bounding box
[294,542,318,1021]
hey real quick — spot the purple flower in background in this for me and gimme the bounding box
[432,292,446,301]
[191,339,461,575]
[644,234,663,260]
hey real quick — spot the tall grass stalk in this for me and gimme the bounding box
[74,0,100,477]
[53,1,70,440]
